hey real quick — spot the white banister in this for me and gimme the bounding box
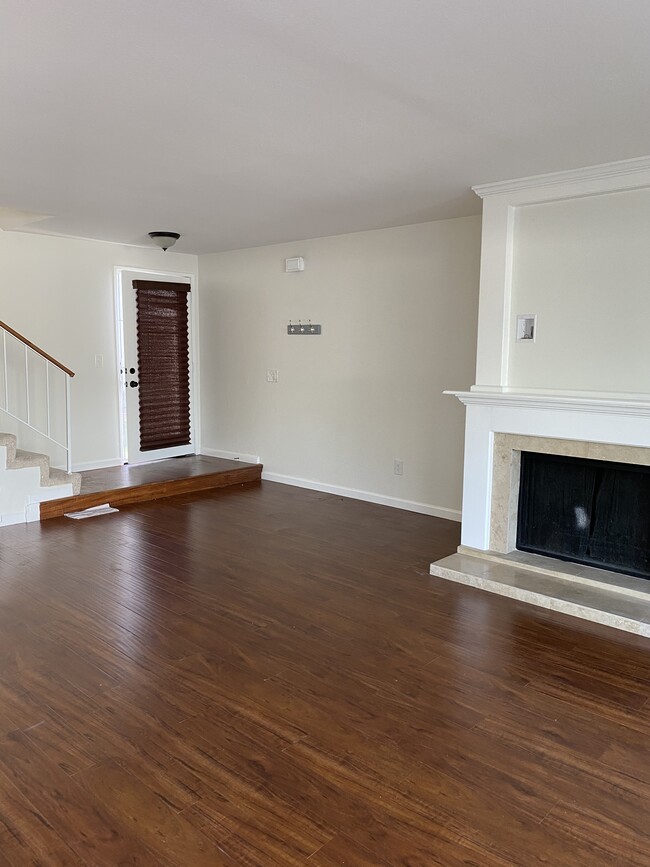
[65,374,72,473]
[2,330,7,410]
[45,362,51,438]
[24,345,30,426]
[0,323,74,473]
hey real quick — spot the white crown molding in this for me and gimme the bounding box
[472,155,650,200]
[445,390,650,417]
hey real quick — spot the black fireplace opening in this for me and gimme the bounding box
[516,451,650,580]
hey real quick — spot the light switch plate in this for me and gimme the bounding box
[516,314,537,342]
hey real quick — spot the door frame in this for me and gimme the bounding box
[113,266,200,464]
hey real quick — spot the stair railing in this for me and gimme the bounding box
[0,320,75,473]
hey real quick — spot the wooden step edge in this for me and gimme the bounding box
[39,464,263,520]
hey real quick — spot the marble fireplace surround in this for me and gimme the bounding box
[446,389,650,554]
[489,433,650,555]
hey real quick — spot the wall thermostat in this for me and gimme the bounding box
[285,257,305,272]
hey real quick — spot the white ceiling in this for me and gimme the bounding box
[2,0,650,254]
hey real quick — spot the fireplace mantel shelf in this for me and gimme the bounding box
[445,390,650,417]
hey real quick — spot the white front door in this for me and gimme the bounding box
[118,270,195,464]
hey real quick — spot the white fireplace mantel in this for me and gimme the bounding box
[448,388,650,552]
[431,388,650,636]
[447,390,650,417]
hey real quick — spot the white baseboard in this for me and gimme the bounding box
[261,471,462,522]
[72,457,124,472]
[25,503,41,522]
[0,511,27,526]
[201,447,261,465]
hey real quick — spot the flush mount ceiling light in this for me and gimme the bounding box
[148,231,180,251]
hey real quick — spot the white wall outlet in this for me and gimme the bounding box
[394,459,404,475]
[266,369,279,383]
[94,354,103,368]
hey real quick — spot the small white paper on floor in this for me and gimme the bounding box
[64,503,119,519]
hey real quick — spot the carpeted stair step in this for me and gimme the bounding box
[0,432,17,464]
[12,448,50,481]
[48,467,82,496]
[1,435,81,496]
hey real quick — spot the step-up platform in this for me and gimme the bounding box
[0,432,82,525]
[39,454,263,519]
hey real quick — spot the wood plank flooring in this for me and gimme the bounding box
[2,481,650,865]
[40,455,262,519]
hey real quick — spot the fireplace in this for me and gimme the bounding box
[430,392,650,636]
[431,158,650,634]
[517,451,650,580]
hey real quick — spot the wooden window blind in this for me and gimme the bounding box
[133,280,191,452]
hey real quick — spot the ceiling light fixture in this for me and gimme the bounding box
[148,231,180,251]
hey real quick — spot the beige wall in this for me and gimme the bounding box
[0,231,197,468]
[198,216,481,517]
[509,187,650,395]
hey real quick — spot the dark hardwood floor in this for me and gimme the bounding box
[1,481,649,865]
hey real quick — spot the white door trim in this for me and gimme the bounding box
[113,266,201,464]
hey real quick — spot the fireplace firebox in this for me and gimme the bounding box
[517,451,650,580]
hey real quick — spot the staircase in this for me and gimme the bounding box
[0,318,77,526]
[0,432,81,525]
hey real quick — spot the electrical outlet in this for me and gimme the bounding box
[394,459,404,476]
[94,354,103,368]
[266,369,279,383]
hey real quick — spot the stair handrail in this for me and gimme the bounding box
[1,320,74,473]
[0,319,75,378]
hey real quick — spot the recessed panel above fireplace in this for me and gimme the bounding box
[517,451,650,580]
